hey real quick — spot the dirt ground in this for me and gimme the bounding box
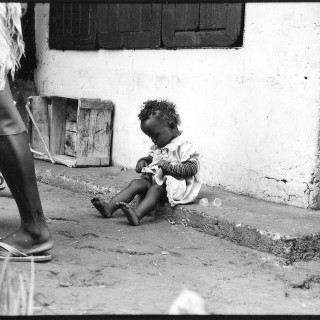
[1,183,320,315]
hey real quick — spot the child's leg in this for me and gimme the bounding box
[117,184,165,226]
[91,178,151,218]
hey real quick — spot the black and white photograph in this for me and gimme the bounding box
[0,0,319,316]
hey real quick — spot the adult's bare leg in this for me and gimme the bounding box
[0,82,53,254]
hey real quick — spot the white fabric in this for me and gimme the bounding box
[141,131,202,207]
[0,3,24,90]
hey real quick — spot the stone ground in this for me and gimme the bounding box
[1,183,320,315]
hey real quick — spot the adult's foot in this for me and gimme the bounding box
[91,197,116,218]
[117,202,140,226]
[0,226,53,255]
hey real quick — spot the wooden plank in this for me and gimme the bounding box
[124,32,151,49]
[225,3,243,46]
[50,3,97,50]
[63,4,72,36]
[174,30,229,48]
[64,129,77,157]
[71,4,80,35]
[141,4,151,30]
[129,4,142,32]
[172,3,243,48]
[80,3,90,36]
[150,4,162,48]
[175,4,186,31]
[76,108,91,158]
[65,121,77,132]
[49,4,61,48]
[76,157,110,167]
[175,4,199,31]
[65,98,78,157]
[98,32,123,49]
[26,101,54,163]
[162,4,175,48]
[89,109,111,157]
[118,4,131,32]
[66,99,78,121]
[53,154,77,167]
[200,4,215,30]
[199,3,229,31]
[76,4,97,47]
[185,4,199,30]
[108,4,119,32]
[49,97,67,155]
[29,96,114,166]
[97,3,109,32]
[29,96,50,155]
[174,31,201,47]
[97,3,161,49]
[92,109,112,161]
[80,99,114,110]
[213,3,228,29]
[77,103,113,164]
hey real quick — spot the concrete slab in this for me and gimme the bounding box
[34,160,320,263]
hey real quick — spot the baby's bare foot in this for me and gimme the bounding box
[91,197,113,218]
[117,202,140,226]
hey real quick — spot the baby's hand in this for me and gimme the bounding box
[136,159,149,173]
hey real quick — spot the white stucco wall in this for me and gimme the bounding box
[34,3,320,209]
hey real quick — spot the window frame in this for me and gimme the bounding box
[49,3,245,50]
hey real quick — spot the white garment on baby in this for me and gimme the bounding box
[141,131,202,207]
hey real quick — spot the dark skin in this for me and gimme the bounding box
[91,116,181,226]
[0,79,53,254]
[0,4,52,255]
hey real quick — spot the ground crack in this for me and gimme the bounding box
[264,176,287,183]
[47,217,80,223]
[107,248,156,256]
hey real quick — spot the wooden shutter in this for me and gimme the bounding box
[162,3,244,48]
[49,3,97,50]
[96,3,162,49]
[49,3,244,50]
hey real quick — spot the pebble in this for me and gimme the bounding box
[212,198,222,207]
[199,198,209,207]
[59,282,73,287]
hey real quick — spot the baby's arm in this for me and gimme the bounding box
[136,155,153,173]
[158,160,199,177]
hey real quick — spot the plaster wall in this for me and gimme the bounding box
[34,3,320,209]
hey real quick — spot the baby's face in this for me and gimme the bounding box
[141,117,173,148]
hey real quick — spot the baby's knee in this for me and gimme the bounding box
[129,179,142,188]
[150,184,165,195]
[129,178,149,190]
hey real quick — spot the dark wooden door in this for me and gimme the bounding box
[49,3,98,50]
[162,3,243,48]
[96,3,162,49]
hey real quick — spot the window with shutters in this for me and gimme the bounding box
[49,3,244,50]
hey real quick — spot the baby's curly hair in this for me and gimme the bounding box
[138,99,181,126]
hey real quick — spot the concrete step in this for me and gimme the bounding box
[34,160,320,263]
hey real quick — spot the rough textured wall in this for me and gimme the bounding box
[34,3,320,209]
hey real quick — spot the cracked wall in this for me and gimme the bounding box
[34,3,320,209]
